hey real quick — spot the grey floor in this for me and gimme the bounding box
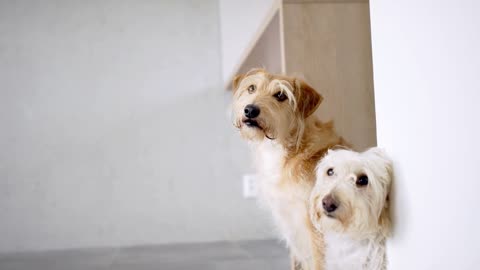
[0,239,289,270]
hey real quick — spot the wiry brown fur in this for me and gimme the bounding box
[277,118,347,270]
[231,69,349,270]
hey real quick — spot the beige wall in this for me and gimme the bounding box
[283,1,376,150]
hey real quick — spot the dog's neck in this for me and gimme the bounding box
[287,117,345,154]
[323,230,387,270]
[254,140,285,180]
[250,117,345,186]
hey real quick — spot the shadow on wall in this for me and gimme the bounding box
[386,158,410,245]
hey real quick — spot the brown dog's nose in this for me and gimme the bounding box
[244,104,260,119]
[322,194,338,213]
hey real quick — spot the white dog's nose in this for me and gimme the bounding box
[322,194,338,213]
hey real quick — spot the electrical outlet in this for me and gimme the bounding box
[242,174,258,198]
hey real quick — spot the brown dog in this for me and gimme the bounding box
[231,69,347,270]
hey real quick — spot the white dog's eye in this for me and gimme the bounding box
[356,175,369,187]
[326,168,334,176]
[247,85,256,93]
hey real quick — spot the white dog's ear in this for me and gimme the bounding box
[366,147,393,237]
[365,147,388,159]
[294,79,323,118]
[309,193,322,229]
[378,198,391,237]
[364,147,393,179]
[365,147,391,164]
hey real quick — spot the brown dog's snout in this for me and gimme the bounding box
[244,104,260,119]
[322,194,339,213]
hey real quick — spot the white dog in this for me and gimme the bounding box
[310,148,393,270]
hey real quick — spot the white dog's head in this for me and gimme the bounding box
[310,148,393,238]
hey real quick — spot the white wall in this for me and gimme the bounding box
[370,1,480,269]
[218,0,277,85]
[0,0,273,253]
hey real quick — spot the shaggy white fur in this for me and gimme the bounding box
[254,139,314,265]
[310,148,393,270]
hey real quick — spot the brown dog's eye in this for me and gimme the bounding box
[247,85,256,93]
[356,175,369,187]
[326,168,334,176]
[273,91,287,102]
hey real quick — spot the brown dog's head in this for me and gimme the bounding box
[231,69,322,146]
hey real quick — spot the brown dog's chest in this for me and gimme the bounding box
[255,141,317,264]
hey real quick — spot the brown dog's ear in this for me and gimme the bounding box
[294,79,323,118]
[232,74,245,93]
